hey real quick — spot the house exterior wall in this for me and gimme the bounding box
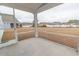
[4,22,11,29]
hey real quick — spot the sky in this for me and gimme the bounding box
[38,3,79,23]
[0,5,33,23]
[0,3,79,23]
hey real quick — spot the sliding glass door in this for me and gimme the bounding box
[0,14,17,46]
[1,15,16,43]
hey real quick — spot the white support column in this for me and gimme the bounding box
[13,8,18,41]
[34,12,38,38]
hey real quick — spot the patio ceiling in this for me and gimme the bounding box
[0,3,62,13]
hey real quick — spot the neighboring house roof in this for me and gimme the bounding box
[52,22,62,25]
[39,22,53,25]
[39,22,62,25]
[39,22,79,25]
[22,22,32,25]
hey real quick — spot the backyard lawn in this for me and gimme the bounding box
[1,27,79,48]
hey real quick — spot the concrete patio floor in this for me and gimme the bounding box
[0,38,77,56]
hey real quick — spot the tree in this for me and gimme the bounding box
[68,19,79,24]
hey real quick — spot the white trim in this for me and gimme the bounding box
[0,30,4,43]
[34,12,38,37]
[0,39,17,48]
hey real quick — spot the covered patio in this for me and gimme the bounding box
[0,3,79,56]
[0,38,77,56]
